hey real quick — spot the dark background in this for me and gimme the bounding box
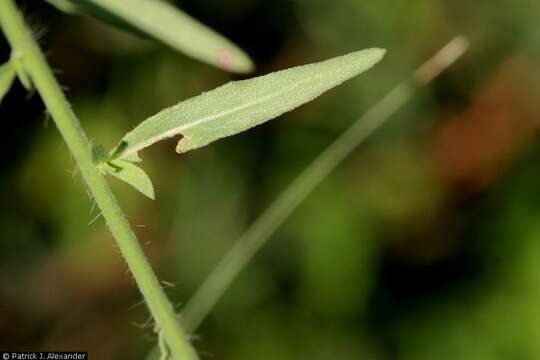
[2,0,540,358]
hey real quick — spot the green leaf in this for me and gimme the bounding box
[0,61,16,103]
[112,48,385,159]
[106,160,155,199]
[45,0,254,74]
[11,53,32,90]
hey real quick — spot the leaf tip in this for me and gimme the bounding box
[373,47,386,60]
[362,47,387,64]
[217,48,255,74]
[147,187,156,200]
[107,160,155,200]
[139,182,155,200]
[344,47,386,75]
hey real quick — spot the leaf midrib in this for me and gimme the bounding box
[121,70,327,158]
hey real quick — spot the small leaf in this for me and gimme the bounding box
[45,0,254,74]
[11,53,32,90]
[106,160,155,199]
[0,61,16,103]
[113,48,385,160]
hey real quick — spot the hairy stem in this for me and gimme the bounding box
[0,1,197,358]
[181,36,469,332]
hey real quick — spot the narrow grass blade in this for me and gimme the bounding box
[113,48,385,161]
[180,36,469,333]
[45,0,254,73]
[107,160,155,199]
[0,61,16,103]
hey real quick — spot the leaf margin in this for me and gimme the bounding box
[112,48,386,161]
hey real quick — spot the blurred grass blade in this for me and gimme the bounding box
[0,61,16,103]
[107,160,155,199]
[45,0,254,73]
[179,36,469,333]
[113,48,385,160]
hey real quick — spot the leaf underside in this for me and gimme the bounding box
[113,48,386,161]
[45,0,254,73]
[107,160,155,199]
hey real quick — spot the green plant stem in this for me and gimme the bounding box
[0,1,197,359]
[181,36,469,333]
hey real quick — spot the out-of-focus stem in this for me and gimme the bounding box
[0,1,198,358]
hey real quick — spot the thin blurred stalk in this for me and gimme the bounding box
[0,1,198,358]
[182,36,469,332]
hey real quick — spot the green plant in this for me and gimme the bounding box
[0,0,387,358]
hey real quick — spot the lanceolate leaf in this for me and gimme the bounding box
[0,61,16,103]
[45,0,254,74]
[113,48,385,160]
[107,160,155,199]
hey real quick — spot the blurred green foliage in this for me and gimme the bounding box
[2,0,540,358]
